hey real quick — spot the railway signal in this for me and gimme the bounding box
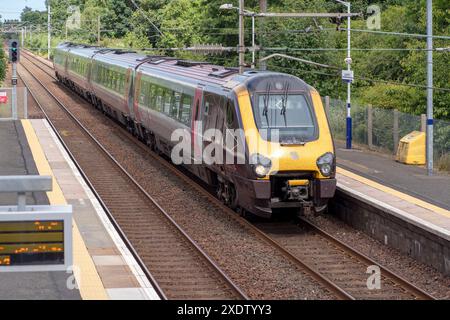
[8,39,20,63]
[8,39,19,120]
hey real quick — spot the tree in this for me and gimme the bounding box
[0,50,6,85]
[20,6,47,26]
[21,0,449,120]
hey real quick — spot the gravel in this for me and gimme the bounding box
[307,214,450,299]
[20,57,336,300]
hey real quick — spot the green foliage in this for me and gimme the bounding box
[0,50,6,85]
[21,0,450,120]
[121,31,151,49]
[21,6,47,25]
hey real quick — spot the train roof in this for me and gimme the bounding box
[56,42,310,91]
[56,42,100,58]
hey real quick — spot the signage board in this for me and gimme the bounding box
[342,70,354,83]
[0,92,7,104]
[0,206,72,272]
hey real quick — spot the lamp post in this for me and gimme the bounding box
[47,1,51,60]
[336,0,353,149]
[220,2,256,73]
[219,2,359,78]
[238,0,245,74]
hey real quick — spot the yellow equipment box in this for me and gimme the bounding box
[396,131,426,165]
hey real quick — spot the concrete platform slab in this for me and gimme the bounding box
[0,119,160,300]
[27,119,160,300]
[332,167,450,275]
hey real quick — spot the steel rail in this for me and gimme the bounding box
[17,64,167,301]
[19,57,249,300]
[21,51,354,300]
[23,50,436,300]
[299,217,436,300]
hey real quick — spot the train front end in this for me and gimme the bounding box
[235,73,336,217]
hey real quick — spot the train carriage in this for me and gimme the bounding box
[54,42,337,218]
[53,44,98,99]
[89,50,140,126]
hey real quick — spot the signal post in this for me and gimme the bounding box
[8,39,20,120]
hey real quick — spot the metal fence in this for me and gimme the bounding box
[0,87,28,120]
[323,96,450,170]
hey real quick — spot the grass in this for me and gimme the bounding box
[437,154,450,172]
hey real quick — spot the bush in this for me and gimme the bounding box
[437,154,450,172]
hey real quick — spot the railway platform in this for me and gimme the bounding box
[332,145,450,275]
[0,120,160,300]
[336,143,450,210]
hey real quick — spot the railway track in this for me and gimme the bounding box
[20,50,437,300]
[256,219,436,300]
[19,53,248,300]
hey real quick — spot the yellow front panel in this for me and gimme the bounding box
[235,86,334,179]
[288,179,310,186]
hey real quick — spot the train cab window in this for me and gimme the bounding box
[180,94,192,126]
[254,93,317,142]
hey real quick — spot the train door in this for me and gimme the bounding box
[192,86,204,164]
[125,68,137,121]
[202,91,226,166]
[87,53,96,93]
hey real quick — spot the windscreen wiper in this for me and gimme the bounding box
[262,84,271,126]
[281,82,289,127]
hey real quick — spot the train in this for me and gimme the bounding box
[53,42,337,218]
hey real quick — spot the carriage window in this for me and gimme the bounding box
[145,82,151,107]
[118,73,124,92]
[149,84,156,109]
[203,92,226,132]
[180,94,192,125]
[139,81,146,105]
[155,87,164,112]
[225,100,236,129]
[163,89,172,115]
[109,70,114,89]
[120,72,125,92]
[171,92,181,119]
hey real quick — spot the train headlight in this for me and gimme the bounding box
[317,152,334,177]
[251,154,272,178]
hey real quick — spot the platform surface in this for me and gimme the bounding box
[0,121,80,300]
[335,143,450,241]
[0,120,158,300]
[336,143,450,210]
[1,119,448,298]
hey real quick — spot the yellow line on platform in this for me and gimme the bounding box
[337,167,450,218]
[21,119,108,300]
